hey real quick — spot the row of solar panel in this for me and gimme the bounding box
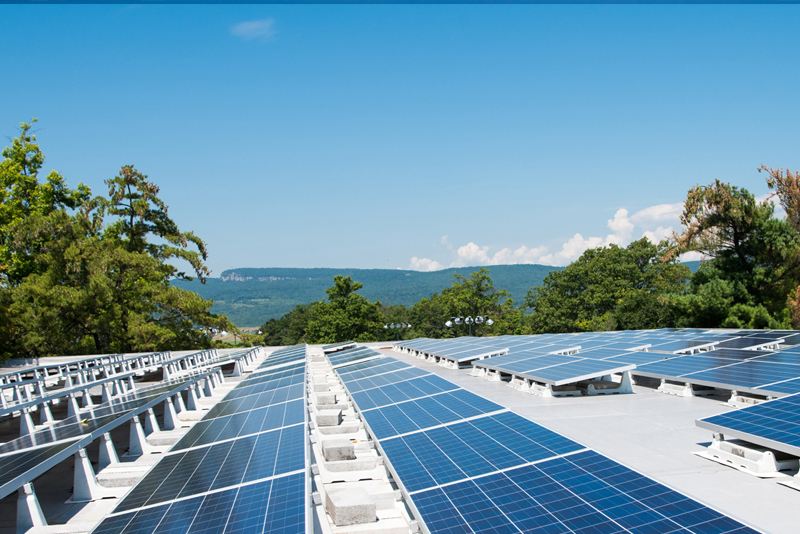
[92,344,310,534]
[331,353,761,534]
[0,375,206,457]
[94,472,306,534]
[398,329,800,364]
[402,330,800,395]
[0,373,215,502]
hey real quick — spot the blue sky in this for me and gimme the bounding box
[2,5,799,275]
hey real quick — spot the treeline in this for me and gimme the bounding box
[0,120,233,359]
[261,166,800,345]
[172,264,559,326]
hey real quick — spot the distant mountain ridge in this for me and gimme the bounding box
[174,262,702,327]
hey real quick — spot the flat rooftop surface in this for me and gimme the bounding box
[378,348,796,534]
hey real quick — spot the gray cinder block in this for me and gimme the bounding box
[317,393,337,405]
[322,439,356,461]
[316,410,343,427]
[325,486,376,526]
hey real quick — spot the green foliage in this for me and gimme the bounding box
[410,268,525,337]
[261,303,315,346]
[668,179,800,328]
[305,276,384,343]
[0,119,91,285]
[525,239,690,333]
[0,120,233,359]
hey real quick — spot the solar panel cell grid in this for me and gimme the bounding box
[686,360,800,389]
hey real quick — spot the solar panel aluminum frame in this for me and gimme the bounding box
[0,371,214,502]
[508,362,636,387]
[445,347,510,365]
[696,415,800,458]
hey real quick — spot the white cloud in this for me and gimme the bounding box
[231,18,276,40]
[538,234,604,266]
[451,242,491,267]
[408,200,698,269]
[630,202,683,224]
[409,257,444,272]
[490,245,549,265]
[607,208,634,239]
[643,226,674,244]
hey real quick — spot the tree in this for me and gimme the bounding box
[0,121,233,358]
[410,268,524,337]
[0,120,90,286]
[668,179,800,328]
[304,276,384,343]
[760,165,800,327]
[526,239,690,333]
[260,303,315,346]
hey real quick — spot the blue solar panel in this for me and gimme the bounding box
[334,337,765,534]
[116,423,305,512]
[410,450,760,534]
[698,392,800,456]
[754,378,800,395]
[226,373,306,401]
[603,352,674,366]
[517,359,634,385]
[351,375,459,410]
[328,347,380,367]
[174,398,305,451]
[685,360,800,389]
[93,473,306,534]
[493,353,583,373]
[339,359,407,380]
[749,351,800,365]
[635,355,737,378]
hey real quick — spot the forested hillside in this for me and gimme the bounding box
[175,262,702,327]
[173,264,559,326]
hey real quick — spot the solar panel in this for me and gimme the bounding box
[634,354,740,379]
[515,360,635,386]
[173,398,305,451]
[93,472,306,534]
[333,355,760,534]
[92,345,309,534]
[328,346,382,368]
[350,375,459,410]
[413,451,759,534]
[684,360,800,391]
[698,392,800,457]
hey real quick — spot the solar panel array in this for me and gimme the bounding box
[0,372,213,501]
[697,392,800,457]
[398,329,800,396]
[91,344,310,534]
[333,354,761,534]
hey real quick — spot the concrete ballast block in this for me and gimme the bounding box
[317,410,343,427]
[313,384,330,393]
[317,393,337,405]
[325,486,376,526]
[322,439,356,461]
